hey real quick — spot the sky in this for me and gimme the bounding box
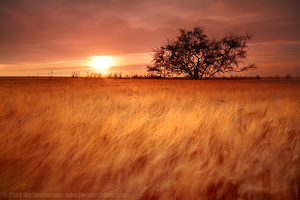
[0,0,299,77]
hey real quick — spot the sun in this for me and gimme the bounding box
[90,56,112,70]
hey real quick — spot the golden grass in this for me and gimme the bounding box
[0,78,299,199]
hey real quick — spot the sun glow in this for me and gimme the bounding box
[91,56,112,70]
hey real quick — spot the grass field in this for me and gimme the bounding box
[0,77,299,199]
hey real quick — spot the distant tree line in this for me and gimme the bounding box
[71,70,281,80]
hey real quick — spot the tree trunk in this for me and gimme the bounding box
[191,68,199,79]
[191,74,199,79]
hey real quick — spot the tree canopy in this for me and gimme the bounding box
[147,26,257,79]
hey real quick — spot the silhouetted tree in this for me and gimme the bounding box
[147,26,257,79]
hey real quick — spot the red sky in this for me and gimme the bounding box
[0,0,299,77]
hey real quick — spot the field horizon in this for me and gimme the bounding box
[0,78,299,199]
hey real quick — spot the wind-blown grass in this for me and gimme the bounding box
[0,78,299,199]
